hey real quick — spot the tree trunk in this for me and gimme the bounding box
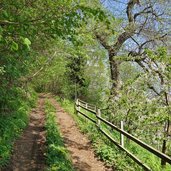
[109,53,120,96]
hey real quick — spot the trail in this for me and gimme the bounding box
[2,94,112,171]
[2,94,46,171]
[49,97,112,171]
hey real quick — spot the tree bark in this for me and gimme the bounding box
[95,0,138,96]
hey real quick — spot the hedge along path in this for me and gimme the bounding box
[49,97,112,171]
[2,94,46,171]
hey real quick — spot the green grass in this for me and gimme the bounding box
[0,89,37,168]
[45,101,75,171]
[56,97,171,171]
[0,105,29,167]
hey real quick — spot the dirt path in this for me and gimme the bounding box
[2,94,46,171]
[50,97,112,171]
[2,94,112,171]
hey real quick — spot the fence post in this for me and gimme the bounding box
[120,121,124,147]
[76,99,79,115]
[86,103,88,109]
[74,100,76,114]
[78,101,80,115]
[161,139,167,167]
[97,109,101,127]
[95,106,97,112]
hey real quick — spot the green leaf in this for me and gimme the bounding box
[11,41,18,51]
[23,38,31,49]
[3,11,9,18]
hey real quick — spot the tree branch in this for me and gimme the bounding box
[0,20,20,25]
[21,51,57,82]
[126,0,140,23]
[134,6,152,20]
[95,33,110,50]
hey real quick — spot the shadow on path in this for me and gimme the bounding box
[1,95,46,171]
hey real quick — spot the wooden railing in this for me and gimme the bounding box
[75,99,171,171]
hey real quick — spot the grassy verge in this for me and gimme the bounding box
[0,88,37,168]
[45,101,75,171]
[56,97,171,171]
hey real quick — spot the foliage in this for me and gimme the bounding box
[45,101,75,171]
[0,0,171,170]
[33,34,109,105]
[106,48,171,153]
[0,88,37,167]
[0,0,84,113]
[0,1,93,165]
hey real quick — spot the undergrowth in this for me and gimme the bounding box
[45,101,75,171]
[0,88,37,168]
[56,97,171,171]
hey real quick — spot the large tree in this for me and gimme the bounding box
[94,0,171,163]
[95,0,170,95]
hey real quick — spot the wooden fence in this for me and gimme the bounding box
[75,99,171,171]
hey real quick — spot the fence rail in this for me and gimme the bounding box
[75,99,171,171]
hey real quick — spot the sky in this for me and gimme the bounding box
[99,0,171,51]
[100,0,127,18]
